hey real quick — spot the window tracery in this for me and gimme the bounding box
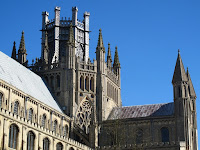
[14,101,19,115]
[28,108,33,122]
[56,142,63,150]
[27,131,35,150]
[75,99,92,134]
[43,138,50,150]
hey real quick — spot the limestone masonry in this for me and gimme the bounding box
[0,6,198,150]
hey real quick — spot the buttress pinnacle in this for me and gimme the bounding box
[68,23,75,44]
[97,29,105,52]
[113,46,120,68]
[11,41,17,60]
[19,31,26,53]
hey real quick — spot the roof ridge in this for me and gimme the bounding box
[121,102,173,108]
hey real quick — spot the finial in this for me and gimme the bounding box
[99,28,102,32]
[22,30,24,34]
[178,49,180,54]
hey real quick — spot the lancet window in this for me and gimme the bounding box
[28,108,33,122]
[13,101,19,115]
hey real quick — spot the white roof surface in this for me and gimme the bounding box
[0,51,62,112]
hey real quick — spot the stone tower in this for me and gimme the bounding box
[172,50,198,150]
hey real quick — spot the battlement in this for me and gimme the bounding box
[78,59,97,72]
[0,107,93,150]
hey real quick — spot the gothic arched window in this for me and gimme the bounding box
[9,124,19,149]
[27,131,35,150]
[85,76,89,91]
[50,76,54,89]
[136,129,143,144]
[161,127,169,142]
[28,108,33,122]
[42,114,46,128]
[53,120,58,133]
[75,99,92,134]
[64,125,68,137]
[90,77,94,92]
[0,92,3,108]
[69,147,75,150]
[13,101,19,115]
[56,142,63,150]
[43,138,50,150]
[80,76,84,91]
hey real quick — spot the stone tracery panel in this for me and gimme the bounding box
[75,98,92,134]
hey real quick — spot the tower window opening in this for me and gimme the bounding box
[161,127,169,142]
[57,75,60,88]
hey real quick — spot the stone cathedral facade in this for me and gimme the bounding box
[0,6,198,150]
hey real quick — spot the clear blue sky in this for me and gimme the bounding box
[1,0,200,144]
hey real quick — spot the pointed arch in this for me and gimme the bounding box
[28,108,33,122]
[75,97,92,134]
[80,76,84,91]
[42,114,47,128]
[63,125,68,137]
[13,101,19,115]
[53,120,58,133]
[9,124,19,149]
[90,77,94,92]
[85,76,89,91]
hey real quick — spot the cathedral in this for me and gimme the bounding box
[0,6,198,150]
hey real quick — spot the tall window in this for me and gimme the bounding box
[90,77,94,92]
[136,129,143,144]
[161,127,169,142]
[41,114,46,128]
[28,108,33,122]
[80,76,84,90]
[50,76,54,90]
[53,120,57,133]
[9,124,19,149]
[69,147,75,150]
[57,75,60,88]
[85,76,89,91]
[64,125,68,137]
[43,138,50,150]
[56,142,63,150]
[27,131,35,150]
[14,101,19,115]
[0,92,2,108]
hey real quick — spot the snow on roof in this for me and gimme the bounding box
[0,51,62,112]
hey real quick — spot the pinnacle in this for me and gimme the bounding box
[107,43,111,57]
[11,41,17,60]
[19,30,26,52]
[113,46,120,67]
[97,28,104,49]
[68,23,74,44]
[172,50,187,84]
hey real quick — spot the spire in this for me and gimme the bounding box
[113,46,120,68]
[68,23,75,44]
[186,67,196,98]
[19,31,26,52]
[11,41,17,60]
[172,50,187,84]
[96,29,105,52]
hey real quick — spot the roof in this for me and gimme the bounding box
[0,51,62,112]
[107,102,174,120]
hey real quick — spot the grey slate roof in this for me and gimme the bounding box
[107,102,174,120]
[0,51,62,112]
